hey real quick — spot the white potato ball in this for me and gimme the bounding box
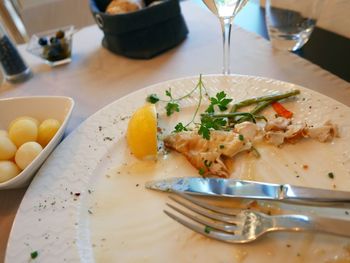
[0,136,17,160]
[0,130,8,137]
[15,142,43,170]
[9,119,38,147]
[38,119,61,147]
[9,116,39,130]
[0,161,21,183]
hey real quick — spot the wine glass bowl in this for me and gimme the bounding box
[203,0,248,18]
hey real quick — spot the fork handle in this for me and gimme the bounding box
[272,215,350,237]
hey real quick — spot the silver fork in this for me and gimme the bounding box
[164,193,350,243]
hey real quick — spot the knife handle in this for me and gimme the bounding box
[284,185,350,202]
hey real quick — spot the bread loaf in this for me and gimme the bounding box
[106,0,144,14]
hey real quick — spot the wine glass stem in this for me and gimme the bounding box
[220,17,233,75]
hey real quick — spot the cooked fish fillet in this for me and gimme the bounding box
[164,130,251,177]
[265,117,291,132]
[305,120,339,142]
[263,117,338,146]
[163,118,338,177]
[234,122,260,141]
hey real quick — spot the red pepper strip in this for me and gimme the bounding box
[271,101,293,118]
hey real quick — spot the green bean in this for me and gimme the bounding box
[230,89,300,113]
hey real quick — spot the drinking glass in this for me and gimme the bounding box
[202,0,249,74]
[265,0,323,51]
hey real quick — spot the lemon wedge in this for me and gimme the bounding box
[126,103,158,159]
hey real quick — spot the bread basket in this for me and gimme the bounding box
[89,0,188,59]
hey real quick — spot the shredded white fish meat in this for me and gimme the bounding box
[164,130,251,177]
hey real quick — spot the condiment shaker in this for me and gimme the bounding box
[0,23,31,83]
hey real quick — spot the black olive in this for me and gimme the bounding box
[51,42,64,52]
[47,47,64,61]
[38,37,48,46]
[50,37,58,44]
[55,30,65,39]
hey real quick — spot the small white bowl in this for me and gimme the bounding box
[26,25,75,66]
[0,96,74,189]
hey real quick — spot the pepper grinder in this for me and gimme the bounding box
[0,23,31,83]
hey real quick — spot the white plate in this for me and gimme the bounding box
[0,96,74,189]
[5,75,350,262]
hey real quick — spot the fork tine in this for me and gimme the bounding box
[164,209,252,244]
[173,191,241,216]
[166,203,237,233]
[169,194,241,224]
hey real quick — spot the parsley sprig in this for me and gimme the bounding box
[172,75,208,132]
[165,102,180,116]
[198,115,227,140]
[166,77,237,138]
[146,74,208,131]
[174,122,188,132]
[146,78,205,117]
[206,91,233,113]
[146,75,300,140]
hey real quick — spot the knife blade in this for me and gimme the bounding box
[145,177,350,204]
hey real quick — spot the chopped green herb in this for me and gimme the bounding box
[204,225,212,234]
[208,117,227,130]
[328,172,334,179]
[166,102,180,116]
[199,115,227,140]
[146,94,160,104]
[165,89,172,98]
[146,94,159,104]
[31,251,38,259]
[219,144,225,149]
[250,146,260,158]
[198,168,205,175]
[204,160,212,167]
[198,123,210,140]
[174,122,188,133]
[238,134,244,141]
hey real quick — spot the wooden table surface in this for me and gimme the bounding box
[0,1,349,262]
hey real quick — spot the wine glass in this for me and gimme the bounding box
[202,0,249,74]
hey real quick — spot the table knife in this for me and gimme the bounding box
[145,177,350,204]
